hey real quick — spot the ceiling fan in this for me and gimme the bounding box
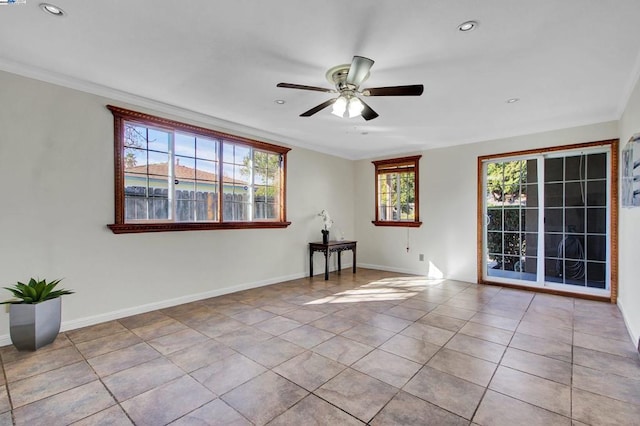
[277,56,423,121]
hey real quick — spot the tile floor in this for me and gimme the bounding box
[0,268,639,425]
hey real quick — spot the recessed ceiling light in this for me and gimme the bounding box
[274,99,286,105]
[458,20,478,32]
[39,3,65,16]
[506,98,520,104]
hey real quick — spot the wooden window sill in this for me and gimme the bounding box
[371,220,422,228]
[108,221,291,234]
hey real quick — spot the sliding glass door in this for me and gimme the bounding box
[480,142,615,298]
[485,158,538,282]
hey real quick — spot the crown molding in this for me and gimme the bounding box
[0,58,358,159]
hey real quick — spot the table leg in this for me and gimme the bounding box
[310,249,313,278]
[353,246,357,274]
[324,249,329,280]
[338,251,342,273]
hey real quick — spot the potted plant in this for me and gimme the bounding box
[318,209,334,244]
[1,278,74,351]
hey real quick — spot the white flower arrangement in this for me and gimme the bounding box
[318,209,334,230]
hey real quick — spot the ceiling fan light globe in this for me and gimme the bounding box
[332,96,348,117]
[348,97,364,118]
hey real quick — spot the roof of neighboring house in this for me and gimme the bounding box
[125,162,247,185]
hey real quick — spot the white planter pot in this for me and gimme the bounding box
[9,297,62,351]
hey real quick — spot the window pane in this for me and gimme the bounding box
[544,157,563,182]
[544,183,563,207]
[487,208,502,231]
[176,181,194,198]
[147,128,170,153]
[525,233,538,257]
[545,233,563,258]
[523,208,538,233]
[587,208,606,234]
[124,174,147,197]
[565,207,585,233]
[224,142,251,165]
[564,234,585,260]
[565,182,585,207]
[125,196,148,220]
[378,173,398,220]
[195,182,218,221]
[503,232,523,257]
[222,143,251,221]
[196,137,218,161]
[124,148,148,173]
[486,178,504,206]
[175,133,195,157]
[586,235,606,261]
[148,151,170,175]
[587,153,606,179]
[234,145,251,164]
[176,200,195,222]
[487,231,503,255]
[175,156,195,180]
[124,125,148,149]
[586,262,606,288]
[223,193,249,221]
[503,208,520,231]
[544,208,563,233]
[523,184,538,207]
[195,159,217,182]
[148,178,169,220]
[525,159,538,183]
[587,180,606,206]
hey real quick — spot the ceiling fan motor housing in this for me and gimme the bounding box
[326,65,366,92]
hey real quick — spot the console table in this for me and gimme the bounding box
[309,240,357,280]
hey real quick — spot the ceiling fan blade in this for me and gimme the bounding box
[300,98,336,117]
[359,98,379,121]
[363,85,424,96]
[346,56,374,87]
[277,83,334,93]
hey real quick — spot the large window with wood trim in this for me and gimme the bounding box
[107,106,290,234]
[372,155,422,227]
[478,139,618,302]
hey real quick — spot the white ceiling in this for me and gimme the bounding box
[1,1,640,159]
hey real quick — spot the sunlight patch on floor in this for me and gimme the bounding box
[305,276,446,305]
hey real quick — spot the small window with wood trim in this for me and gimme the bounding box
[107,106,291,234]
[372,155,422,227]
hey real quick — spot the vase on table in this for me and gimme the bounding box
[321,229,329,244]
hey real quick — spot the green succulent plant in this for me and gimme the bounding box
[1,278,74,304]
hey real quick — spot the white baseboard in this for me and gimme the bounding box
[357,262,427,276]
[0,271,307,348]
[617,298,640,351]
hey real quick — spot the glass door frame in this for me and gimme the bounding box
[477,139,619,303]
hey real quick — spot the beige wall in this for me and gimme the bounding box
[618,71,640,347]
[0,71,355,344]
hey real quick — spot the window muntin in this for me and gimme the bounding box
[108,106,290,233]
[372,155,422,227]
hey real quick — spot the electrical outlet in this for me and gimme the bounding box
[419,254,424,261]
